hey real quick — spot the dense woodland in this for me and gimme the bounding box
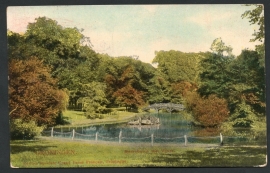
[8,5,265,139]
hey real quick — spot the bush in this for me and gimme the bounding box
[10,119,44,140]
[185,92,230,127]
[55,111,65,125]
[227,102,260,128]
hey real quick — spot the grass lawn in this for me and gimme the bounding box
[58,109,141,127]
[10,137,267,168]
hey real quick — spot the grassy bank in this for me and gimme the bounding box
[10,138,266,168]
[57,109,142,127]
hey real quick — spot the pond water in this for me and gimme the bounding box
[52,113,266,145]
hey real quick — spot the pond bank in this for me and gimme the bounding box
[55,111,143,128]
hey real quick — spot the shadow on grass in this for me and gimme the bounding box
[10,140,57,154]
[150,146,267,167]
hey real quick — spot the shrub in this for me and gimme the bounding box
[10,119,44,140]
[185,92,230,127]
[55,111,65,125]
[228,102,259,128]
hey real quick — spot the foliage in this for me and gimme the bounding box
[55,111,70,125]
[228,50,265,114]
[8,57,68,126]
[198,52,233,98]
[185,92,230,127]
[210,37,233,56]
[79,82,109,114]
[241,4,264,42]
[10,119,44,140]
[147,71,172,104]
[224,102,260,128]
[113,84,145,110]
[170,81,198,104]
[101,56,155,108]
[150,50,210,104]
[152,50,209,83]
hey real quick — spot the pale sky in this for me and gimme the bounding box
[7,5,261,64]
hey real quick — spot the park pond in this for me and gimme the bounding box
[47,113,266,146]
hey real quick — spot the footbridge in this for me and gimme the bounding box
[142,103,185,113]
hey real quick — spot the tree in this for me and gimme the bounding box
[147,72,172,104]
[241,4,264,42]
[198,53,233,98]
[79,82,109,115]
[113,84,145,111]
[210,38,233,56]
[9,57,68,126]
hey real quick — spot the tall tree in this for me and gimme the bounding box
[198,53,233,98]
[198,39,234,98]
[147,72,172,104]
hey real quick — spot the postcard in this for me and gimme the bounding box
[8,4,266,168]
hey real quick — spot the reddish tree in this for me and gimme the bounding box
[9,57,68,126]
[113,84,145,111]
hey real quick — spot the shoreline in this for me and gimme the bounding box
[54,112,142,128]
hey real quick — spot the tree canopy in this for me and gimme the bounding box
[9,57,68,126]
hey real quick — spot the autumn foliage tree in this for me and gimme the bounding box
[170,81,198,104]
[185,92,229,127]
[113,84,145,111]
[9,57,68,126]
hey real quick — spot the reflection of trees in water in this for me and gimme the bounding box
[222,128,266,144]
[192,128,221,137]
[99,124,120,137]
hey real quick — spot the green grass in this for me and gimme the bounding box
[63,110,87,121]
[58,109,141,127]
[10,138,267,168]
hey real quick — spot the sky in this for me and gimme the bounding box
[7,5,261,64]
